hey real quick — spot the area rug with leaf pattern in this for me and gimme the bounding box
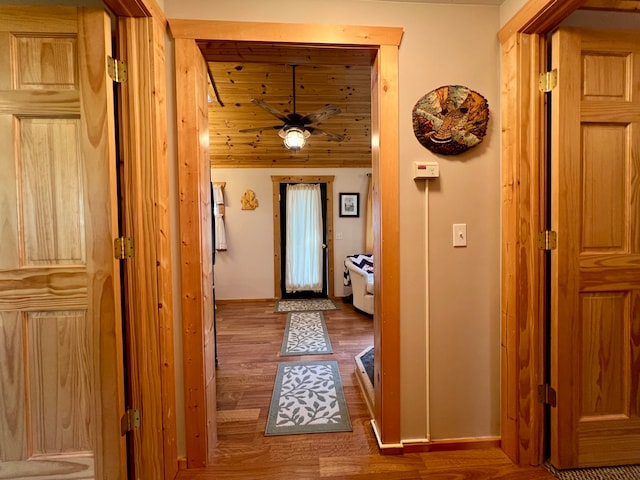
[265,360,352,436]
[274,298,338,313]
[545,462,640,480]
[281,311,332,356]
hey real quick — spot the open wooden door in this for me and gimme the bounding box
[550,26,640,469]
[0,6,126,478]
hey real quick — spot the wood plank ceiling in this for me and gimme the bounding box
[199,41,374,168]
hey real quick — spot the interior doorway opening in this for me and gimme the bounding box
[173,20,402,467]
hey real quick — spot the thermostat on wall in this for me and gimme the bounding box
[413,161,439,179]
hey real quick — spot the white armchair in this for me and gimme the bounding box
[345,258,374,315]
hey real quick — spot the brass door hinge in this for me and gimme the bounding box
[108,56,128,83]
[538,230,557,251]
[120,408,140,435]
[538,384,557,407]
[114,237,134,259]
[539,69,557,93]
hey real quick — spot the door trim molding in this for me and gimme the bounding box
[171,19,402,467]
[271,175,335,299]
[101,0,177,477]
[498,0,583,466]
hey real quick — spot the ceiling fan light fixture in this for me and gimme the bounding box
[280,126,310,152]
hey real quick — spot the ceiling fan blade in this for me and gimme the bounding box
[306,126,344,142]
[300,104,341,125]
[250,98,289,123]
[239,125,282,133]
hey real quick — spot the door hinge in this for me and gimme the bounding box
[539,69,558,93]
[120,408,140,435]
[538,230,557,251]
[114,237,134,259]
[108,56,128,83]
[538,384,557,407]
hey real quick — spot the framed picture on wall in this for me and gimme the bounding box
[339,192,360,217]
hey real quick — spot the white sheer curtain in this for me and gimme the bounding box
[285,183,323,293]
[212,183,227,251]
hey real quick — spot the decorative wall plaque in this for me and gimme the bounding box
[412,85,489,156]
[240,189,259,210]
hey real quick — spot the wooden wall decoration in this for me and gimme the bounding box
[240,189,258,210]
[412,85,489,156]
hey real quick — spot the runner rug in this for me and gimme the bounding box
[275,298,338,313]
[265,360,352,436]
[545,462,640,480]
[281,311,333,356]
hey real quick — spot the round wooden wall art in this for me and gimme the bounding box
[412,85,489,156]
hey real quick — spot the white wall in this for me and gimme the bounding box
[165,0,502,446]
[500,0,527,26]
[211,167,370,300]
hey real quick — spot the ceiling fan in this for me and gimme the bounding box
[239,64,344,151]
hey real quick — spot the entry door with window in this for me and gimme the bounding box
[549,27,640,469]
[280,183,328,298]
[0,6,126,478]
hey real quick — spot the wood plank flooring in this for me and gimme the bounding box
[175,299,554,480]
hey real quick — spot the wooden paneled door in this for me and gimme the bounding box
[0,6,126,479]
[550,27,640,468]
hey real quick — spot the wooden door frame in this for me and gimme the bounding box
[499,0,586,466]
[272,175,335,299]
[99,0,178,478]
[170,19,402,467]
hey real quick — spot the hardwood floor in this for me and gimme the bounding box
[175,299,554,480]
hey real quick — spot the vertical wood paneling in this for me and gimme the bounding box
[373,43,401,445]
[117,14,178,480]
[28,311,92,454]
[500,31,547,466]
[81,5,175,478]
[551,27,583,469]
[581,124,626,251]
[581,293,627,417]
[0,312,25,461]
[150,14,179,480]
[500,34,519,463]
[175,36,214,468]
[19,118,85,265]
[198,42,216,465]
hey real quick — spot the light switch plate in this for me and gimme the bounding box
[453,223,467,247]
